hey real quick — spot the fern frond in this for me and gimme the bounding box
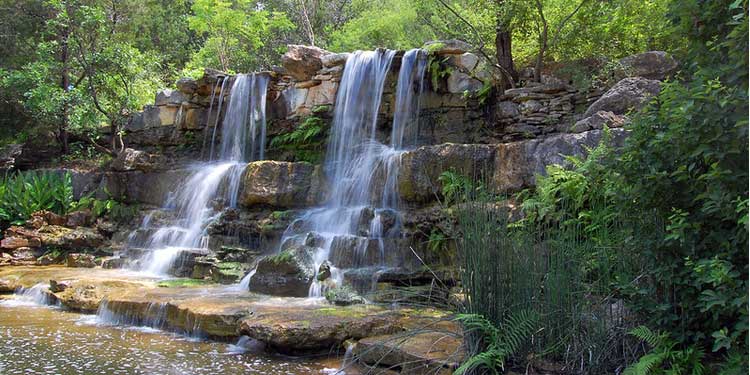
[623,352,667,375]
[629,326,665,348]
[497,309,538,357]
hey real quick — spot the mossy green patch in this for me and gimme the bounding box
[266,250,294,265]
[156,279,213,288]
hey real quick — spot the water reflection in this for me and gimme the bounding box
[0,298,341,375]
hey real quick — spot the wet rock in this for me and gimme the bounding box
[211,262,247,284]
[239,304,400,354]
[619,51,678,80]
[584,77,660,117]
[354,327,465,375]
[65,253,96,268]
[282,45,332,81]
[240,161,326,208]
[325,285,365,306]
[49,279,72,293]
[249,245,316,297]
[423,40,472,55]
[170,249,211,277]
[217,246,260,263]
[317,260,332,281]
[53,282,105,311]
[36,253,62,266]
[100,256,126,269]
[0,278,15,292]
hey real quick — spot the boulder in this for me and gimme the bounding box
[65,253,97,268]
[239,304,400,354]
[584,77,660,117]
[619,51,678,80]
[424,40,472,55]
[496,101,521,118]
[11,247,37,263]
[281,45,332,81]
[249,245,316,297]
[0,143,22,172]
[321,52,349,68]
[304,80,338,108]
[154,89,188,106]
[354,329,464,375]
[568,111,629,133]
[239,161,326,208]
[100,256,126,269]
[325,285,365,306]
[176,78,198,95]
[1,236,30,250]
[110,148,165,172]
[49,279,72,293]
[36,253,62,266]
[28,210,66,228]
[447,52,479,72]
[64,209,94,228]
[446,71,483,94]
[36,226,106,250]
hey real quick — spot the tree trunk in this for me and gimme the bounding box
[495,23,517,88]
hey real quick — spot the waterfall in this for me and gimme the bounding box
[0,283,54,307]
[255,49,426,297]
[129,73,269,276]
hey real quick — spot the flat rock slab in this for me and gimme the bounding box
[353,319,465,375]
[0,266,460,356]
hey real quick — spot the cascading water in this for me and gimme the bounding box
[129,73,269,276]
[250,49,426,297]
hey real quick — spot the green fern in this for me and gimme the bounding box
[454,310,538,374]
[270,116,325,148]
[625,326,706,375]
[438,169,473,206]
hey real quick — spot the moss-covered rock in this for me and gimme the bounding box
[249,245,316,297]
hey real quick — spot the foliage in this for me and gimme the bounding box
[438,169,473,206]
[326,0,436,52]
[624,326,705,375]
[454,311,538,374]
[0,170,134,229]
[185,0,294,74]
[427,228,448,253]
[269,116,327,163]
[0,171,74,225]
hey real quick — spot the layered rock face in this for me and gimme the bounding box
[4,42,677,297]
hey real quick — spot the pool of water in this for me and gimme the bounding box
[0,297,343,375]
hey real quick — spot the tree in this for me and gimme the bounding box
[186,0,294,74]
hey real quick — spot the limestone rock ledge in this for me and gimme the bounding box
[397,128,628,203]
[239,160,327,208]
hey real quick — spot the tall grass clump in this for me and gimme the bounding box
[454,130,646,374]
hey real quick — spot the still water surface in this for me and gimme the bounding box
[0,296,341,375]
